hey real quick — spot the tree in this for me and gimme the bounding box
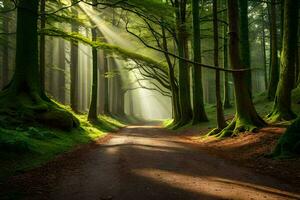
[267,0,298,122]
[40,0,46,91]
[70,0,80,112]
[191,0,208,124]
[0,0,79,130]
[267,0,279,100]
[213,0,226,130]
[213,0,266,137]
[239,0,252,94]
[173,0,193,127]
[88,24,99,121]
[223,0,232,109]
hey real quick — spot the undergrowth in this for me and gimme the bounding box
[0,102,125,180]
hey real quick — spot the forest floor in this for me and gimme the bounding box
[1,125,300,200]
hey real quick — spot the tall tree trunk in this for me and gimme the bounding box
[174,0,192,127]
[213,0,226,129]
[103,56,109,115]
[88,26,99,121]
[191,0,208,124]
[1,0,9,89]
[58,39,66,103]
[161,23,181,124]
[269,0,300,159]
[267,0,298,122]
[39,0,46,91]
[223,1,231,109]
[238,0,252,94]
[261,12,268,90]
[70,2,79,112]
[267,0,280,100]
[213,0,266,138]
[0,0,78,130]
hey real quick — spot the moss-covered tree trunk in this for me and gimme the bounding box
[270,116,300,158]
[88,27,99,121]
[238,0,252,94]
[213,0,266,138]
[267,0,298,122]
[267,0,280,100]
[0,0,79,130]
[174,0,193,127]
[213,0,226,129]
[191,0,208,124]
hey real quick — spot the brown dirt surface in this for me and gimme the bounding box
[179,126,300,189]
[1,125,300,200]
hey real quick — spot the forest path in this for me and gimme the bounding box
[3,125,300,200]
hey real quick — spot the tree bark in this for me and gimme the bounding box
[0,0,79,130]
[212,0,266,137]
[238,0,252,94]
[88,27,99,121]
[191,0,208,124]
[223,1,231,109]
[267,0,280,100]
[70,2,79,112]
[267,0,298,122]
[213,0,226,129]
[173,0,193,127]
[1,2,9,89]
[39,0,46,91]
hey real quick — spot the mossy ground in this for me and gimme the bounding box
[164,89,300,132]
[0,102,125,181]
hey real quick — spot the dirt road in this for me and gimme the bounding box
[2,126,300,200]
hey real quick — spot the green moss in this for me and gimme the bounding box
[269,117,300,159]
[0,102,125,181]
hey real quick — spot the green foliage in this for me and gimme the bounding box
[0,101,125,181]
[42,27,169,73]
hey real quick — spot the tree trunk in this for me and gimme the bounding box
[103,56,109,115]
[267,0,298,122]
[261,12,268,90]
[223,1,231,109]
[161,23,181,124]
[213,0,266,138]
[58,39,66,103]
[267,0,280,100]
[70,2,79,112]
[39,0,46,91]
[1,1,9,89]
[0,0,78,130]
[174,0,192,127]
[88,27,99,121]
[213,0,226,129]
[238,0,252,94]
[191,0,208,124]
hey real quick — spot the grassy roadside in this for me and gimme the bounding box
[0,103,126,181]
